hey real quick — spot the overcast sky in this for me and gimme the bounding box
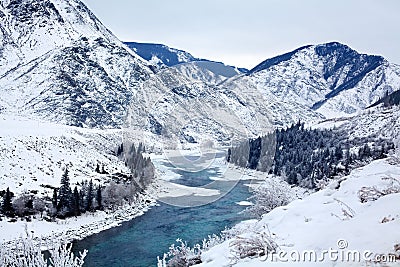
[82,0,400,69]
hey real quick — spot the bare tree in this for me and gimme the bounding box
[0,235,87,267]
[33,198,46,218]
[245,178,294,218]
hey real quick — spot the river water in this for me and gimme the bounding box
[73,154,254,267]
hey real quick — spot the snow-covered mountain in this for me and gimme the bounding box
[223,42,400,123]
[0,38,153,127]
[2,1,400,190]
[0,0,154,127]
[3,0,397,132]
[171,61,244,85]
[125,65,274,147]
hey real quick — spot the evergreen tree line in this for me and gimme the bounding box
[0,169,102,219]
[227,121,395,188]
[0,167,145,219]
[51,168,103,218]
[116,142,155,189]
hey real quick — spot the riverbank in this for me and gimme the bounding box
[0,182,160,247]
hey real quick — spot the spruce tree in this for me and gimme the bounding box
[2,187,13,216]
[73,186,81,216]
[79,189,85,213]
[86,179,94,212]
[52,188,58,210]
[57,167,73,216]
[96,186,102,210]
[226,148,231,162]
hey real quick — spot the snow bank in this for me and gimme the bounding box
[236,201,253,206]
[198,158,400,266]
[157,180,220,198]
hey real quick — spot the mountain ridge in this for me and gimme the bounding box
[124,41,249,85]
[1,0,400,135]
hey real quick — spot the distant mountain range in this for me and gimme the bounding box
[125,41,249,72]
[0,0,271,143]
[125,42,248,85]
[124,42,199,67]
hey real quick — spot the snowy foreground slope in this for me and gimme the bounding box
[197,158,400,266]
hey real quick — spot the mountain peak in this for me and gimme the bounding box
[249,42,385,75]
[249,44,312,74]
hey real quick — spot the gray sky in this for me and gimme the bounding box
[82,0,400,69]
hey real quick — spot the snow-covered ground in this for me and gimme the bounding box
[198,158,400,266]
[313,105,400,141]
[0,114,161,247]
[0,115,127,196]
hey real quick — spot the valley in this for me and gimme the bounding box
[0,0,399,266]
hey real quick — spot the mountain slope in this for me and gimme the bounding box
[369,89,400,108]
[172,61,244,85]
[0,0,277,175]
[0,37,151,127]
[0,0,154,127]
[0,114,128,195]
[125,66,275,146]
[0,0,123,73]
[0,0,260,133]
